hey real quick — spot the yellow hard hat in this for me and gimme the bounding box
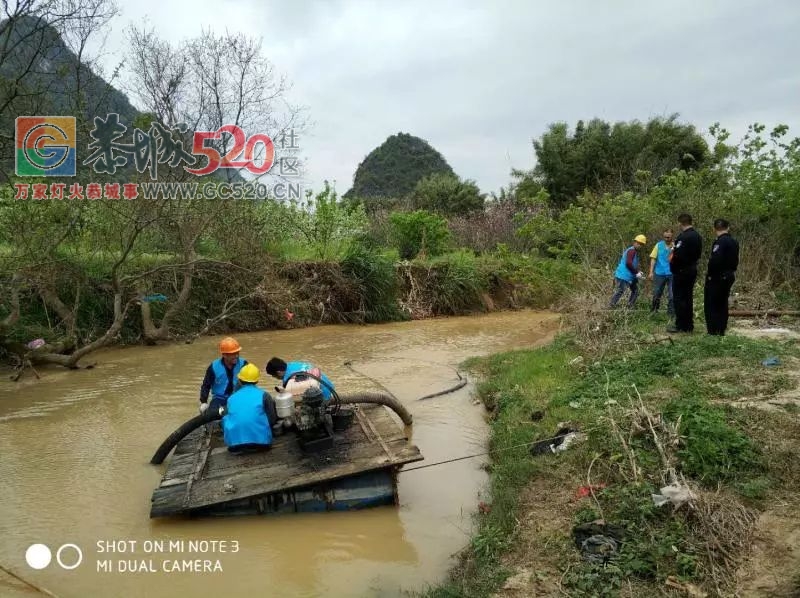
[634,234,647,244]
[237,363,259,384]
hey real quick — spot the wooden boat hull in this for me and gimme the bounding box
[150,404,421,519]
[191,469,397,517]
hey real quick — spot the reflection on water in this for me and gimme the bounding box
[0,311,559,598]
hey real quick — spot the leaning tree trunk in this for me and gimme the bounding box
[27,293,133,368]
[140,251,197,344]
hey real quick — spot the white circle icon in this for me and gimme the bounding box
[56,544,83,570]
[25,544,52,569]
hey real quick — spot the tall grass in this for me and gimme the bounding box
[340,240,404,322]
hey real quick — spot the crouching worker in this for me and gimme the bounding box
[265,357,336,401]
[221,363,278,454]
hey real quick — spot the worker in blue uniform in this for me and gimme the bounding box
[199,337,247,415]
[265,357,335,400]
[221,363,277,453]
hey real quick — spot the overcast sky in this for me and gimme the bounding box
[99,0,800,195]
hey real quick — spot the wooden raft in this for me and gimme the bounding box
[150,404,422,518]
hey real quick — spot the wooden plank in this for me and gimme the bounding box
[189,405,408,480]
[182,428,212,508]
[152,436,421,515]
[359,407,394,461]
[156,408,412,489]
[355,406,373,441]
[186,438,420,505]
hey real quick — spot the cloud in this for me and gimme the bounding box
[103,0,800,194]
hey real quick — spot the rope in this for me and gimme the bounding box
[343,358,468,401]
[398,427,599,473]
[342,361,401,401]
[0,563,59,597]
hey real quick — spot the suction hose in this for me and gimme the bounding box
[150,392,412,465]
[338,391,413,426]
[150,410,220,465]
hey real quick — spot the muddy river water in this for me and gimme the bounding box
[0,311,559,598]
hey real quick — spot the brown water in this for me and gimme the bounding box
[0,311,559,598]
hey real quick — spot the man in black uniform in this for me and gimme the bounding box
[668,213,703,333]
[704,219,739,335]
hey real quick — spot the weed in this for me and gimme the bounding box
[662,397,764,486]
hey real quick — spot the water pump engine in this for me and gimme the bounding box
[295,386,334,451]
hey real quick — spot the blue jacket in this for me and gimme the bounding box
[222,384,273,448]
[614,246,639,283]
[201,357,247,402]
[652,240,672,277]
[283,361,335,401]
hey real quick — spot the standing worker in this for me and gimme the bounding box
[220,363,278,454]
[668,214,703,333]
[199,337,248,415]
[609,234,647,309]
[704,219,739,336]
[648,229,675,316]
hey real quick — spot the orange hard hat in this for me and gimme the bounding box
[219,337,241,354]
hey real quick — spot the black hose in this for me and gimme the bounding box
[343,359,467,402]
[417,377,468,400]
[338,391,413,426]
[150,409,220,465]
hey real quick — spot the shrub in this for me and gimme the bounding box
[285,182,368,260]
[410,172,485,215]
[426,250,485,314]
[389,210,450,259]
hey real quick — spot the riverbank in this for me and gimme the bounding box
[0,248,580,369]
[426,311,800,597]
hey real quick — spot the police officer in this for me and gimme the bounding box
[704,219,739,336]
[668,213,703,333]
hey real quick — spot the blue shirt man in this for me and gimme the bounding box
[221,363,277,453]
[265,357,335,400]
[648,230,675,315]
[200,337,248,415]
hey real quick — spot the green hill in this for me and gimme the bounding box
[345,132,455,199]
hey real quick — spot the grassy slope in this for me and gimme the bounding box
[425,312,800,597]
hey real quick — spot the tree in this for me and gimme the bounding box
[285,182,368,260]
[0,194,155,368]
[526,115,709,208]
[126,25,302,183]
[123,25,302,343]
[409,172,484,215]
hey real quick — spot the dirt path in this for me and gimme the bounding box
[736,509,800,597]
